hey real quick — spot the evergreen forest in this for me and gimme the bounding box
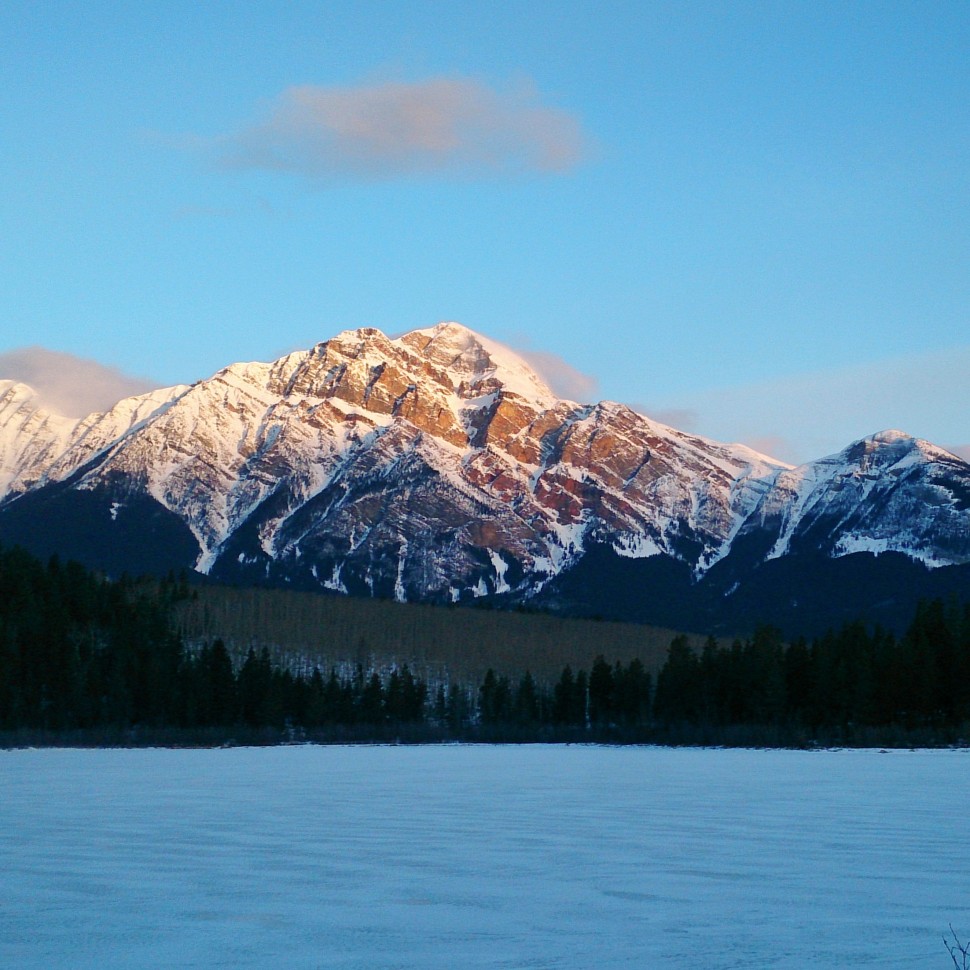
[2,544,969,747]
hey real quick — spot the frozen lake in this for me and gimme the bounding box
[2,745,968,969]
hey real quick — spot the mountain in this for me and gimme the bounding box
[1,323,967,636]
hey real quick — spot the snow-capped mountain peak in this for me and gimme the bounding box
[742,427,970,568]
[0,324,966,633]
[401,322,558,404]
[838,428,966,471]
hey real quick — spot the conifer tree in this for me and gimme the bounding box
[588,655,615,727]
[552,665,575,725]
[654,635,701,724]
[514,671,540,725]
[399,665,426,722]
[359,671,384,723]
[613,658,651,727]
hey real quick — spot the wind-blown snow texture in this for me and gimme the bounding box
[1,323,967,619]
[2,745,968,970]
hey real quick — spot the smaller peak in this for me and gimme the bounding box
[868,429,914,446]
[0,380,76,421]
[838,429,916,456]
[346,326,388,341]
[219,358,275,381]
[863,429,946,456]
[329,325,390,343]
[0,379,40,400]
[297,328,396,368]
[322,327,397,357]
[831,428,958,469]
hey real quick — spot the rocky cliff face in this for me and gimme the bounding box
[1,323,967,631]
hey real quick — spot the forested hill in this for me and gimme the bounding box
[2,545,969,747]
[0,544,691,740]
[173,583,684,684]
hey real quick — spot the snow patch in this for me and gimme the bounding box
[488,549,510,594]
[612,533,663,559]
[320,562,348,593]
[832,534,949,569]
[394,538,409,603]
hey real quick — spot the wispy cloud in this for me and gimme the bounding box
[740,435,795,462]
[633,407,700,433]
[515,348,599,402]
[649,346,970,465]
[948,444,970,462]
[209,77,587,181]
[0,347,159,417]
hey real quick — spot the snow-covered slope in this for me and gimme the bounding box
[1,324,967,615]
[742,429,970,567]
[0,379,190,496]
[0,381,78,496]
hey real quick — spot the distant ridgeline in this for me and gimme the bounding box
[1,545,969,746]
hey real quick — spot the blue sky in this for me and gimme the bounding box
[2,0,967,463]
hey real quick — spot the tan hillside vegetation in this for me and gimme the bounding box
[174,585,704,685]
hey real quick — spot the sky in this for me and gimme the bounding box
[2,0,967,464]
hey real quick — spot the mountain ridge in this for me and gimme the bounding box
[1,322,967,635]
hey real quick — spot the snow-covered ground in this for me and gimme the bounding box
[2,745,968,969]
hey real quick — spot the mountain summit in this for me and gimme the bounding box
[1,324,967,634]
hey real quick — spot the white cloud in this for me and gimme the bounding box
[0,347,159,417]
[211,77,587,180]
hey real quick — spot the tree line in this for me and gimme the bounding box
[1,544,968,745]
[652,602,970,743]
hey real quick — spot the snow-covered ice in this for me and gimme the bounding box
[2,745,968,969]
